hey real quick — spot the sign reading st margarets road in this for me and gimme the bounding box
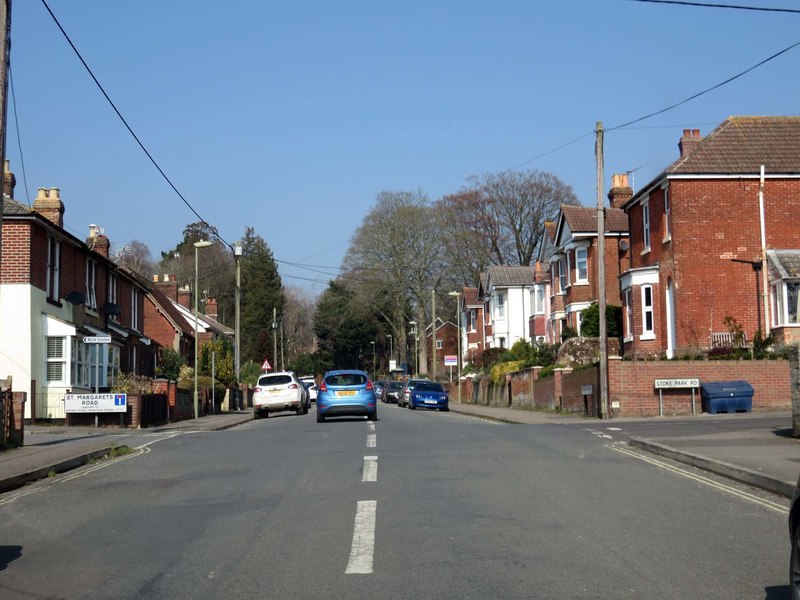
[65,393,127,413]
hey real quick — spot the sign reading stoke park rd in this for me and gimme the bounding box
[654,378,700,389]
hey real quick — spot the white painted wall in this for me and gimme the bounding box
[489,286,531,348]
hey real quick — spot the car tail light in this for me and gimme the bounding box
[319,381,327,392]
[366,380,373,391]
[289,383,298,389]
[254,387,262,393]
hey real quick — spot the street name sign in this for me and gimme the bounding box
[83,336,111,344]
[654,378,699,389]
[581,385,593,396]
[65,393,127,413]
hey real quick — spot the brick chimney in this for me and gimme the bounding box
[87,225,110,258]
[33,187,64,228]
[204,297,218,320]
[177,285,192,309]
[3,160,16,199]
[678,128,702,158]
[607,173,633,209]
[153,274,179,301]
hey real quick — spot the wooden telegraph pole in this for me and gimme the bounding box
[596,121,608,419]
[0,2,12,282]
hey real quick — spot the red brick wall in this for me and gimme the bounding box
[144,295,180,350]
[1,222,32,284]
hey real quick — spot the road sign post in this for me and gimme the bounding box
[83,335,111,427]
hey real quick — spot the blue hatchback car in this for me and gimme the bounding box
[408,381,449,411]
[316,370,378,422]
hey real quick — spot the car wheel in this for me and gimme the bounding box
[441,406,449,412]
[792,525,800,600]
[409,400,415,410]
[316,410,325,423]
[368,410,378,421]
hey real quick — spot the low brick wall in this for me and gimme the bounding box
[2,392,26,448]
[453,357,791,418]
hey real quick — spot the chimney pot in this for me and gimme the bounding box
[678,128,703,158]
[683,129,691,137]
[692,129,700,137]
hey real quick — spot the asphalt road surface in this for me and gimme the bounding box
[0,405,789,599]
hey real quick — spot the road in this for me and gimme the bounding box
[0,404,790,599]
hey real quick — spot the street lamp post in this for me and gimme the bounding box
[193,240,213,419]
[409,321,417,377]
[370,341,376,379]
[386,334,393,371]
[448,291,462,404]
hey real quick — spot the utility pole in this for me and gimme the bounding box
[596,121,608,419]
[272,307,277,372]
[0,2,12,314]
[234,245,241,383]
[431,289,437,381]
[280,320,284,371]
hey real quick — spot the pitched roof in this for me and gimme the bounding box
[768,250,800,280]
[669,116,800,174]
[485,265,536,287]
[560,205,628,235]
[463,286,480,306]
[124,267,196,337]
[2,197,32,215]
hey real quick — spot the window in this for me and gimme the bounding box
[663,187,671,241]
[558,259,567,292]
[436,340,443,350]
[86,259,97,310]
[108,274,118,322]
[498,337,506,349]
[496,292,506,319]
[642,200,651,251]
[641,285,654,337]
[131,288,140,330]
[71,338,91,388]
[533,285,545,314]
[468,309,477,332]
[566,252,572,287]
[624,288,633,340]
[773,282,800,326]
[575,248,588,283]
[46,337,66,383]
[70,339,120,388]
[46,237,60,301]
[107,345,121,386]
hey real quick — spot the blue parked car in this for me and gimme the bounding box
[407,381,449,411]
[316,370,378,422]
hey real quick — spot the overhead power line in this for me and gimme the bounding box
[39,0,232,249]
[629,0,800,14]
[8,68,31,207]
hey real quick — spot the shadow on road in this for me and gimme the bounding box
[0,545,22,571]
[764,584,790,599]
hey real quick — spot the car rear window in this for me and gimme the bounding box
[415,382,444,392]
[387,381,403,391]
[259,375,292,386]
[325,373,368,386]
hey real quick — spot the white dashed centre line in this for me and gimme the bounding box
[346,500,377,574]
[368,422,376,432]
[367,433,376,448]
[362,456,378,482]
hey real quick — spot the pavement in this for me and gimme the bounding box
[2,404,799,499]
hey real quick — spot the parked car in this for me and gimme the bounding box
[374,381,385,399]
[253,371,309,418]
[316,370,377,422]
[789,474,800,598]
[407,380,449,411]
[382,380,404,404]
[398,378,430,408]
[299,376,318,402]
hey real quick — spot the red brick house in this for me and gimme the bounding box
[459,286,486,366]
[425,319,458,378]
[620,117,800,358]
[541,202,629,340]
[0,167,157,419]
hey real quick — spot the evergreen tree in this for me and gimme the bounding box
[240,227,283,365]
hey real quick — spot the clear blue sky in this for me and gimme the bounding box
[7,1,800,296]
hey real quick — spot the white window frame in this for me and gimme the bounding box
[642,200,651,253]
[566,252,572,287]
[662,186,671,242]
[575,248,588,284]
[131,288,140,331]
[108,273,119,322]
[86,259,97,310]
[558,259,567,293]
[641,285,655,340]
[46,336,66,384]
[436,339,443,350]
[533,285,545,315]
[71,338,91,388]
[773,281,800,326]
[624,288,633,342]
[468,309,477,333]
[496,292,506,319]
[46,237,61,302]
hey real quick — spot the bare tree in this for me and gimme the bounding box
[282,286,316,362]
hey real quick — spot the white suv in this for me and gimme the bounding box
[253,372,309,418]
[299,376,318,402]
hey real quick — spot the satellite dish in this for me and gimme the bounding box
[619,240,630,252]
[66,291,85,305]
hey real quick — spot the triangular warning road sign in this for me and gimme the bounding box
[262,358,272,371]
